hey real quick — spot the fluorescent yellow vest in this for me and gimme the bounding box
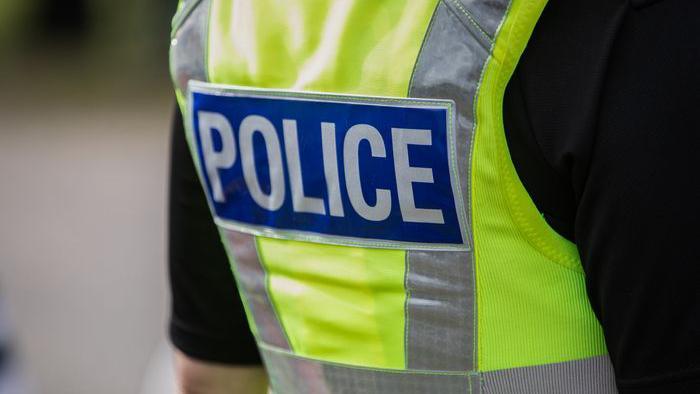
[170,0,617,392]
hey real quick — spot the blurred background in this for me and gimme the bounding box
[0,0,178,393]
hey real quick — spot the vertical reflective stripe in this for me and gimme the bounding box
[481,356,618,394]
[405,0,507,371]
[170,0,210,95]
[171,0,293,351]
[260,344,472,394]
[224,230,291,350]
[404,250,475,371]
[410,0,493,248]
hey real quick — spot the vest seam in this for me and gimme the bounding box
[507,64,578,241]
[216,230,261,340]
[471,0,518,374]
[407,1,478,373]
[253,236,294,350]
[203,0,213,83]
[500,177,582,270]
[171,0,204,37]
[259,341,474,376]
[494,1,584,273]
[471,37,489,377]
[488,0,582,271]
[499,155,583,272]
[402,251,411,369]
[469,0,516,374]
[444,0,494,44]
[406,1,441,98]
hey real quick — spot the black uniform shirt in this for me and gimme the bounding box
[168,0,700,392]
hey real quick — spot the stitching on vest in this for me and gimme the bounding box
[403,252,411,368]
[171,0,204,37]
[407,3,441,98]
[203,0,213,83]
[254,236,294,350]
[444,0,494,44]
[260,341,473,375]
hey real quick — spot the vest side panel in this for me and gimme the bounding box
[471,0,609,371]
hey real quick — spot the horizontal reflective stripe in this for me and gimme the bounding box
[260,344,474,394]
[261,344,617,394]
[481,356,618,394]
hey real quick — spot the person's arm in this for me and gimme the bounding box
[175,350,267,394]
[574,2,700,390]
[505,0,700,392]
[169,106,265,392]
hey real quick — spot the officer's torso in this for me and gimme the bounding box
[170,1,616,392]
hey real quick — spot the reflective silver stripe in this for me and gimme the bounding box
[446,0,512,40]
[260,344,474,394]
[481,356,619,394]
[262,344,616,394]
[170,0,210,94]
[224,230,291,350]
[172,0,201,32]
[172,3,292,351]
[405,0,507,371]
[404,250,475,371]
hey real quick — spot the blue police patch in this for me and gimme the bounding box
[187,81,468,250]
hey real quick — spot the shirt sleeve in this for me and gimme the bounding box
[505,0,700,392]
[576,2,700,391]
[168,104,261,365]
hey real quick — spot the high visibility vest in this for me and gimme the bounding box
[170,1,618,392]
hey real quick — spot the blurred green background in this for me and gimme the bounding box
[1,0,174,99]
[0,1,179,393]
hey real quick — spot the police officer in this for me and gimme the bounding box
[168,0,700,393]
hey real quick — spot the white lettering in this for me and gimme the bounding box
[343,124,391,221]
[198,111,236,203]
[199,110,449,226]
[239,115,285,211]
[283,119,326,215]
[392,128,444,224]
[321,122,345,217]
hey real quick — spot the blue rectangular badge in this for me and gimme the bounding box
[187,81,468,250]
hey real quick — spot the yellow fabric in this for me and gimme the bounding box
[257,238,406,369]
[208,0,438,96]
[471,0,608,371]
[207,0,440,369]
[172,0,611,374]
